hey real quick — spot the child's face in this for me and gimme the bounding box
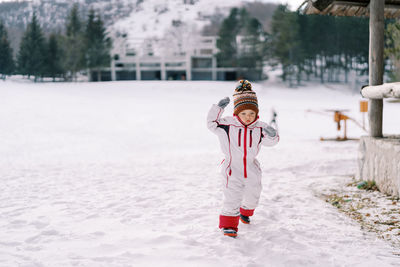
[238,109,256,125]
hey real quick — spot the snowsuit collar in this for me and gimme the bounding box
[233,114,259,127]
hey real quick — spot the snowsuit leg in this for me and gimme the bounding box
[240,169,262,216]
[219,170,245,231]
[219,162,262,230]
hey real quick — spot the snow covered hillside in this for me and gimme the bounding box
[0,0,135,31]
[0,0,247,47]
[0,0,242,33]
[0,79,399,266]
[111,0,243,39]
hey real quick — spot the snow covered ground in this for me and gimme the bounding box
[0,79,399,266]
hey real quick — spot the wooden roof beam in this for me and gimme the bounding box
[334,1,368,7]
[310,0,400,11]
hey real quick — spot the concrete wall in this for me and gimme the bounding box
[357,136,400,197]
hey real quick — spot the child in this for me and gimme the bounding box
[207,80,279,238]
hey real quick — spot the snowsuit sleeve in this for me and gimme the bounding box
[259,122,279,147]
[207,104,229,135]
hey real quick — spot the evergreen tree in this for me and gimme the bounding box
[385,21,400,81]
[238,16,265,79]
[44,34,64,81]
[270,5,300,84]
[297,13,314,81]
[64,3,85,81]
[216,7,266,80]
[67,3,82,37]
[216,8,241,68]
[84,9,111,81]
[17,13,46,82]
[0,21,14,79]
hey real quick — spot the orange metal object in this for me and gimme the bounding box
[360,101,368,113]
[309,105,367,142]
[334,111,349,132]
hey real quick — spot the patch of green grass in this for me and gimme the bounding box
[325,194,353,209]
[357,180,379,191]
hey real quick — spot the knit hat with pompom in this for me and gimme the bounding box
[233,80,259,116]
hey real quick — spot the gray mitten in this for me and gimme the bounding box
[217,97,230,109]
[263,126,277,138]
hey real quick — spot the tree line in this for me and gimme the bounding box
[0,4,111,82]
[216,5,397,85]
[268,5,372,85]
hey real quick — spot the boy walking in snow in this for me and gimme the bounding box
[207,80,279,238]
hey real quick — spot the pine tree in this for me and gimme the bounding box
[270,5,300,84]
[385,21,400,81]
[64,3,84,81]
[0,21,15,80]
[44,34,64,81]
[216,7,266,80]
[67,3,82,37]
[297,13,314,81]
[216,8,241,68]
[84,9,111,81]
[17,13,46,82]
[238,16,265,79]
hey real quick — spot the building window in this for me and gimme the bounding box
[126,50,136,56]
[200,49,213,55]
[192,58,212,68]
[140,63,161,67]
[166,62,185,67]
[183,0,197,4]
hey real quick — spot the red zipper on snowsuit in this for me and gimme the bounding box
[243,126,247,178]
[234,115,257,180]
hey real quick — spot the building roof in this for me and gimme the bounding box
[301,0,400,18]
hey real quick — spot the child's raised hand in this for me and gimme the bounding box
[263,126,277,137]
[217,97,230,109]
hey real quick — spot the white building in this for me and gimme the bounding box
[100,33,261,82]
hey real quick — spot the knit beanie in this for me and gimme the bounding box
[233,80,259,116]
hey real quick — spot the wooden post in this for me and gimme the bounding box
[369,0,384,137]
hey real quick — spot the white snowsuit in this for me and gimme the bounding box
[207,104,279,231]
